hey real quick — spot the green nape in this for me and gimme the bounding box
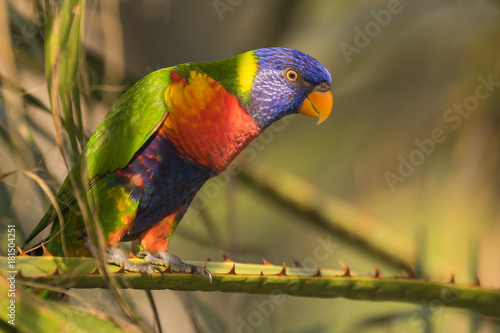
[195,50,258,109]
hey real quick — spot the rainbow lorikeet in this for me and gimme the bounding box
[24,47,333,280]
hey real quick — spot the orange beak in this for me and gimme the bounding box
[298,90,333,125]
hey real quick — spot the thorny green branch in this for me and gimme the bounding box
[4,256,499,318]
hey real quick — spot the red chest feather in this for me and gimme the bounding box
[161,71,261,173]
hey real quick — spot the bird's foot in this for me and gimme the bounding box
[138,251,212,283]
[80,236,162,274]
[106,247,163,274]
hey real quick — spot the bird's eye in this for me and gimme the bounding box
[285,69,298,82]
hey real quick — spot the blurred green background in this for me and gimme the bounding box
[1,0,500,332]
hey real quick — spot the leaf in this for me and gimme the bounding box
[0,274,139,332]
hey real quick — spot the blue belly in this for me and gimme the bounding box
[114,128,212,240]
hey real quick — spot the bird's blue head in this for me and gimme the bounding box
[242,47,333,128]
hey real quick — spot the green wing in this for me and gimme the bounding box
[86,68,173,178]
[24,68,173,247]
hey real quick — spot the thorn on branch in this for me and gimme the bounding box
[50,265,60,276]
[220,250,233,263]
[129,251,138,259]
[474,275,481,286]
[277,263,287,276]
[290,256,302,268]
[372,264,380,278]
[405,266,415,279]
[163,262,172,273]
[17,247,28,257]
[226,263,236,275]
[339,261,351,277]
[115,263,125,274]
[42,243,53,256]
[312,267,322,277]
[261,257,273,266]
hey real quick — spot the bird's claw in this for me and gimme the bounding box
[106,246,162,274]
[191,266,213,284]
[138,250,212,283]
[135,263,163,275]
